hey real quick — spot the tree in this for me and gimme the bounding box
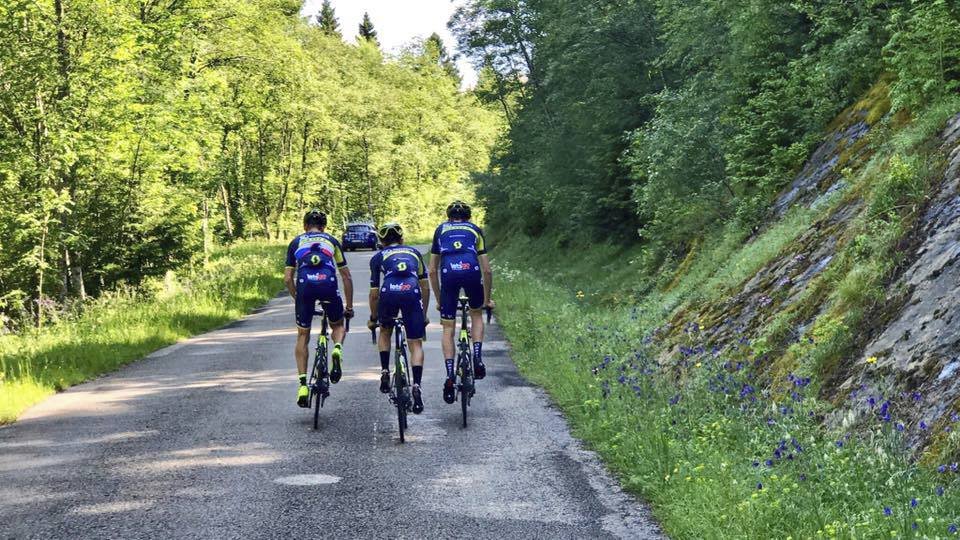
[426,33,460,80]
[316,0,341,38]
[358,12,378,45]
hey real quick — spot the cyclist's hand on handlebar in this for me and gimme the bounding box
[366,318,378,331]
[435,303,442,313]
[344,307,355,319]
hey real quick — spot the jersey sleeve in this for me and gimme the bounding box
[415,249,428,280]
[285,237,297,268]
[430,226,441,255]
[369,253,381,289]
[332,237,347,267]
[475,225,487,255]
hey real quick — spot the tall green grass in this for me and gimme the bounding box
[0,241,285,423]
[494,269,960,539]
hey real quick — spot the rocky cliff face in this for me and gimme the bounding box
[841,113,960,439]
[656,95,960,453]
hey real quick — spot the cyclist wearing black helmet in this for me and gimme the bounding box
[367,222,430,414]
[428,200,494,404]
[284,209,355,408]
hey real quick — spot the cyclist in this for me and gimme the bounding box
[284,209,354,408]
[428,200,494,405]
[367,223,429,414]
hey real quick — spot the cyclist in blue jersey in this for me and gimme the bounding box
[428,201,494,404]
[284,210,355,408]
[367,223,430,414]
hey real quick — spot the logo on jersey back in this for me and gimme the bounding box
[305,272,329,282]
[388,283,414,292]
[449,261,473,271]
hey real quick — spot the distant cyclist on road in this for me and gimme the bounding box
[428,200,494,404]
[367,223,430,414]
[284,210,354,408]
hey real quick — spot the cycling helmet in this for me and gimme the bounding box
[377,222,403,245]
[303,209,327,229]
[446,200,472,220]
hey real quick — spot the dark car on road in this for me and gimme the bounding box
[342,223,378,251]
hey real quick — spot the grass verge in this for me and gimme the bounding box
[0,241,285,424]
[494,267,960,538]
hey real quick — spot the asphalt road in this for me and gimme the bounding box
[0,248,663,539]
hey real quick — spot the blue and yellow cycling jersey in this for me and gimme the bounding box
[285,232,347,286]
[370,245,427,293]
[430,220,487,272]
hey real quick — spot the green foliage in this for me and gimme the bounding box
[0,241,284,423]
[494,267,960,539]
[358,12,378,45]
[316,0,341,37]
[0,2,501,330]
[452,0,959,256]
[886,0,960,111]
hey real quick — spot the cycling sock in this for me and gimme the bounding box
[379,351,390,371]
[445,358,455,379]
[412,365,423,385]
[473,342,483,361]
[333,343,343,354]
[298,374,307,385]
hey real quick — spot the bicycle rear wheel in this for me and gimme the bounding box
[312,342,327,430]
[459,355,471,428]
[397,393,407,443]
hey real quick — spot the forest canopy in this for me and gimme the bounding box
[0,0,501,330]
[453,0,960,253]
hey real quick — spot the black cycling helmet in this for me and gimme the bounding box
[446,200,472,220]
[303,209,327,229]
[377,222,403,245]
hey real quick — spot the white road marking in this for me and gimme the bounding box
[274,474,341,486]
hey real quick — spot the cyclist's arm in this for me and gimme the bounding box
[284,238,297,298]
[284,267,296,298]
[428,254,441,310]
[332,238,353,311]
[339,266,354,311]
[479,254,493,307]
[368,287,379,320]
[368,254,381,319]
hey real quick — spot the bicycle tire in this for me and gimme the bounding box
[397,396,406,443]
[313,342,326,430]
[461,385,468,428]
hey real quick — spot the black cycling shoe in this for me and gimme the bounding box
[474,358,486,380]
[412,385,424,414]
[443,377,456,404]
[379,369,391,394]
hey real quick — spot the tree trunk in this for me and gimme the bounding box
[202,197,210,265]
[219,182,234,237]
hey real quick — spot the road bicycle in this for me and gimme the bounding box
[307,307,331,430]
[374,317,413,443]
[454,296,493,428]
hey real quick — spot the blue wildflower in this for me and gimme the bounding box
[883,507,892,516]
[911,498,918,508]
[756,483,763,490]
[949,524,957,534]
[936,486,945,496]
